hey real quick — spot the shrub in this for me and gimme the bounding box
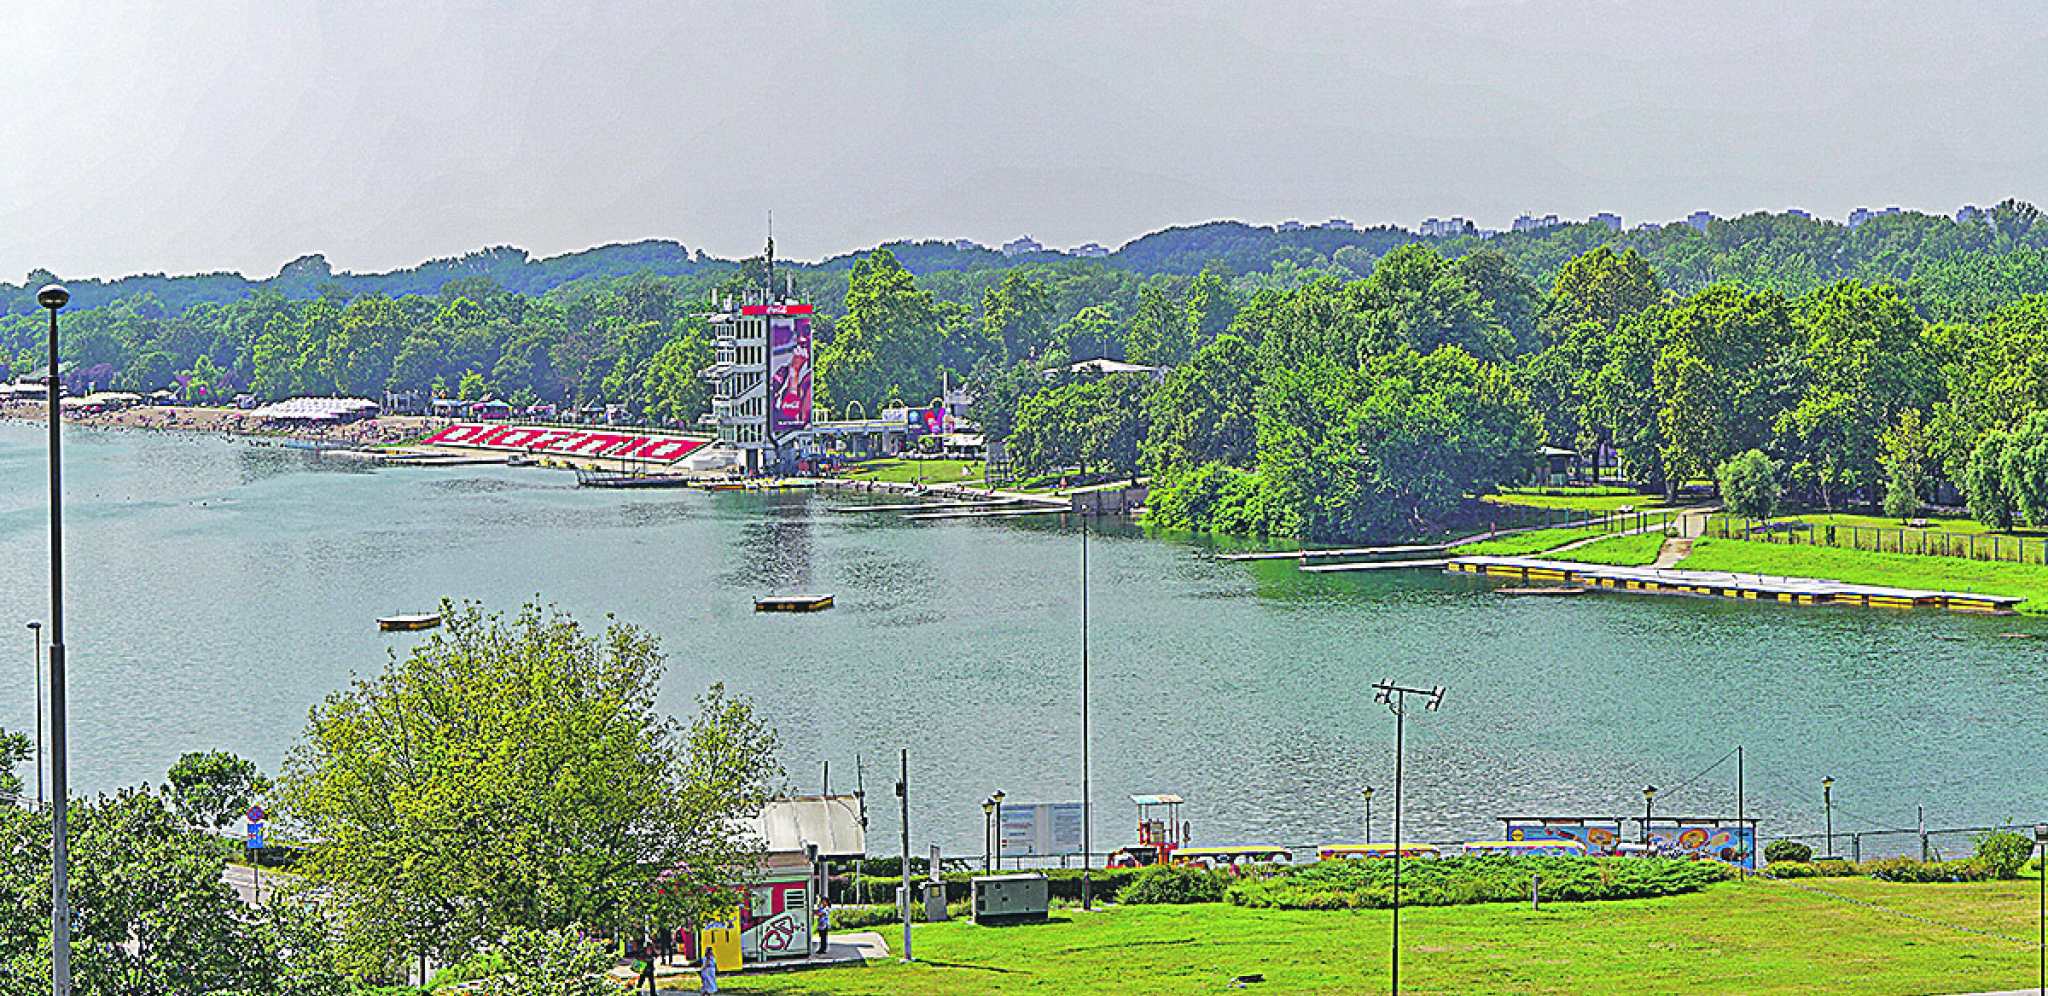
[1118,864,1227,905]
[1227,856,1728,911]
[1861,856,1986,883]
[427,952,515,990]
[1764,859,1860,879]
[846,868,1141,905]
[1973,830,2034,879]
[1763,840,1813,864]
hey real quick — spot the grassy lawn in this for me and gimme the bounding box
[1536,532,1668,566]
[1677,537,2048,612]
[1486,488,1672,513]
[720,877,2041,996]
[839,459,985,484]
[1453,526,1615,557]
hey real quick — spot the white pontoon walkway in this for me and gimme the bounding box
[1447,555,2023,614]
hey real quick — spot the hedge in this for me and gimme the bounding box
[1227,856,1731,911]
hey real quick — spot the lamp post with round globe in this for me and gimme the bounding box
[37,282,71,996]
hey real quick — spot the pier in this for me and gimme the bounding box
[1447,555,2023,613]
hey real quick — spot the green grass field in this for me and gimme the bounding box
[839,459,984,484]
[1677,537,2048,612]
[1536,532,1668,566]
[719,877,2043,996]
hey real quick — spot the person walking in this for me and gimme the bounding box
[814,898,832,956]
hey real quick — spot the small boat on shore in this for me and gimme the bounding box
[378,613,443,632]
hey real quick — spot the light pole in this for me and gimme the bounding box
[1362,786,1374,841]
[982,798,995,872]
[38,282,71,996]
[1822,777,1835,859]
[2036,823,2047,996]
[1079,513,1092,911]
[983,795,999,873]
[26,621,42,810]
[1372,679,1444,996]
[1643,786,1657,847]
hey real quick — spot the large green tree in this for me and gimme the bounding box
[1143,335,1259,473]
[165,750,270,830]
[276,601,781,975]
[815,248,942,413]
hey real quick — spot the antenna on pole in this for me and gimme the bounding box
[765,211,776,298]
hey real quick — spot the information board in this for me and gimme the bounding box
[995,802,1085,857]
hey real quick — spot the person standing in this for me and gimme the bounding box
[814,899,832,955]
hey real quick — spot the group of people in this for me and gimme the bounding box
[626,898,833,995]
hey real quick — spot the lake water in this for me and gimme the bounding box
[0,420,2042,858]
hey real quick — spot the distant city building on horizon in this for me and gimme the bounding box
[1958,204,1990,224]
[1323,218,1355,231]
[1070,242,1111,258]
[1589,212,1621,231]
[1277,220,1305,231]
[1848,206,1902,229]
[951,239,984,252]
[1001,236,1044,257]
[1785,209,1812,220]
[1686,211,1716,231]
[1512,213,1563,233]
[1419,216,1474,238]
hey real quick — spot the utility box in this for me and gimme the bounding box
[923,880,950,922]
[972,873,1049,925]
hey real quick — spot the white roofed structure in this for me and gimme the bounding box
[751,795,867,859]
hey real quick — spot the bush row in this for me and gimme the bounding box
[1763,830,2033,883]
[1226,856,1733,911]
[839,867,1146,905]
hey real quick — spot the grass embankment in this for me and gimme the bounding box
[839,459,984,484]
[1452,526,1612,557]
[1535,532,1668,566]
[1678,537,2048,612]
[724,877,2042,996]
[1487,487,1670,513]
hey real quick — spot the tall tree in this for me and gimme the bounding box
[815,248,942,413]
[1143,335,1260,473]
[276,601,781,974]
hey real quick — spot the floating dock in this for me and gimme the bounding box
[1447,556,2022,613]
[755,594,835,613]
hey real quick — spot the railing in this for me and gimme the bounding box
[1711,517,2046,565]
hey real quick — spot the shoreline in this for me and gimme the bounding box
[0,401,440,447]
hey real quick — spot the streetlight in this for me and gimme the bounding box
[991,791,1006,871]
[1822,777,1835,859]
[1362,786,1375,841]
[38,281,72,996]
[981,798,996,872]
[1371,679,1444,996]
[2035,823,2047,996]
[26,621,41,810]
[1642,786,1657,847]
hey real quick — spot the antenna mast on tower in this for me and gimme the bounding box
[765,211,776,300]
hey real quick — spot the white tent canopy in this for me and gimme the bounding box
[751,796,867,859]
[246,397,380,421]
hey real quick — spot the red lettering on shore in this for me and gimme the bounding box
[636,439,703,462]
[494,427,546,449]
[575,433,635,455]
[525,429,581,452]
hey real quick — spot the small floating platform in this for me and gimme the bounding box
[755,594,835,613]
[1496,587,1586,597]
[378,613,443,632]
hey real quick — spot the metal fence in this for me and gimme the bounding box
[1769,824,2024,863]
[1712,517,2047,565]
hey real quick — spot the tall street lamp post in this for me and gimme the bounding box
[1642,786,1657,847]
[981,798,995,872]
[26,621,41,810]
[2036,823,2048,996]
[1822,777,1835,859]
[38,282,71,996]
[1362,786,1374,842]
[1372,679,1444,996]
[983,795,999,873]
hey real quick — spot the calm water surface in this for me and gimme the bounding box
[0,421,2042,856]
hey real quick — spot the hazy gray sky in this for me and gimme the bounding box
[4,1,2044,280]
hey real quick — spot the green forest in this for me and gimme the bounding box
[17,200,2048,541]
